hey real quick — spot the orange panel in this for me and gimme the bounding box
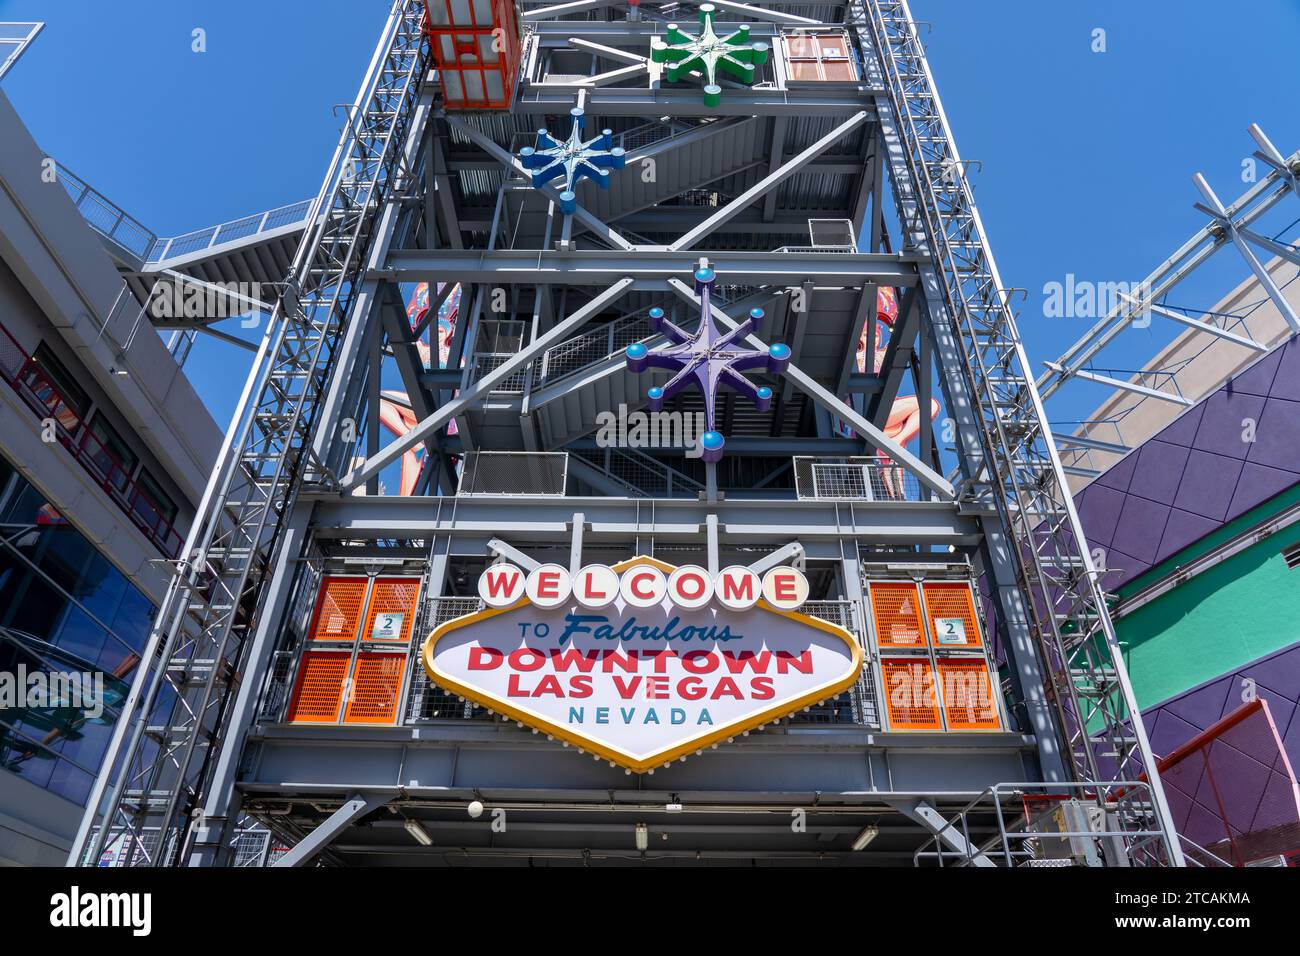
[362,577,421,642]
[424,0,522,110]
[286,651,350,723]
[869,582,926,647]
[921,582,982,648]
[937,659,1000,730]
[789,60,823,81]
[881,658,941,730]
[818,35,849,57]
[309,576,367,642]
[343,653,407,724]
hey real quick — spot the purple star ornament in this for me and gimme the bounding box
[625,267,790,462]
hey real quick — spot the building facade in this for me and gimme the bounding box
[1072,331,1300,863]
[0,85,222,865]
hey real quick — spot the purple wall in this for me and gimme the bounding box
[1142,641,1300,864]
[1073,334,1300,592]
[1143,642,1300,765]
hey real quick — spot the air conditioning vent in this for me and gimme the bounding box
[1283,541,1300,570]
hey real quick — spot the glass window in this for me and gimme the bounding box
[0,571,65,643]
[74,553,128,626]
[20,344,89,433]
[0,449,156,807]
[110,586,155,653]
[84,415,138,494]
[45,758,94,806]
[132,470,178,537]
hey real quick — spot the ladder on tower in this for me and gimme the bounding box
[852,0,1183,865]
[69,0,431,867]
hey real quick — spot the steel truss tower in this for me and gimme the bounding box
[73,0,1183,867]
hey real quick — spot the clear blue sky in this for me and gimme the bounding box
[3,0,1299,433]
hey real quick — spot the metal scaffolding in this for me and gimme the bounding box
[71,0,1184,866]
[1040,123,1300,482]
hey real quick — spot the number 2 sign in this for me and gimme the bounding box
[934,617,967,646]
[371,613,405,641]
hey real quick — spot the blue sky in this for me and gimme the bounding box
[3,0,1299,434]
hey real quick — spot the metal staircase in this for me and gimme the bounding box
[570,445,706,498]
[496,116,771,249]
[527,287,803,452]
[71,0,430,867]
[855,0,1182,863]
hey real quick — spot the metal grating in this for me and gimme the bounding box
[796,601,878,727]
[936,659,999,730]
[343,653,407,724]
[793,456,924,501]
[231,829,271,867]
[920,582,982,649]
[310,577,368,642]
[361,577,421,643]
[407,597,491,722]
[458,451,568,495]
[881,658,941,730]
[808,217,856,247]
[868,582,926,648]
[286,652,350,723]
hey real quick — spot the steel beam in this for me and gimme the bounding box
[887,798,995,868]
[1116,293,1268,352]
[380,248,919,288]
[1043,363,1194,407]
[488,538,542,571]
[272,792,391,867]
[1039,130,1300,401]
[305,493,982,548]
[666,278,954,500]
[1193,172,1300,334]
[523,0,621,19]
[709,0,820,25]
[513,86,875,118]
[669,111,869,251]
[1053,432,1130,456]
[340,278,636,489]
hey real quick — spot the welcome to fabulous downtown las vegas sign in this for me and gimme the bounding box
[422,557,863,773]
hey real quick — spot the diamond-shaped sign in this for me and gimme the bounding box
[422,556,862,773]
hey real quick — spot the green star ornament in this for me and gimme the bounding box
[650,4,770,108]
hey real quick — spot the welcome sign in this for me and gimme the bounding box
[422,556,862,772]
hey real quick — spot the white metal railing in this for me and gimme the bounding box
[538,309,655,384]
[0,22,43,82]
[148,199,314,263]
[58,167,158,260]
[57,162,313,266]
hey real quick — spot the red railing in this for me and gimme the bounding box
[0,320,184,559]
[1154,699,1300,866]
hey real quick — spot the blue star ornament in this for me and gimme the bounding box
[518,106,627,215]
[625,267,791,462]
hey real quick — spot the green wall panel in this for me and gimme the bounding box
[1114,487,1300,709]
